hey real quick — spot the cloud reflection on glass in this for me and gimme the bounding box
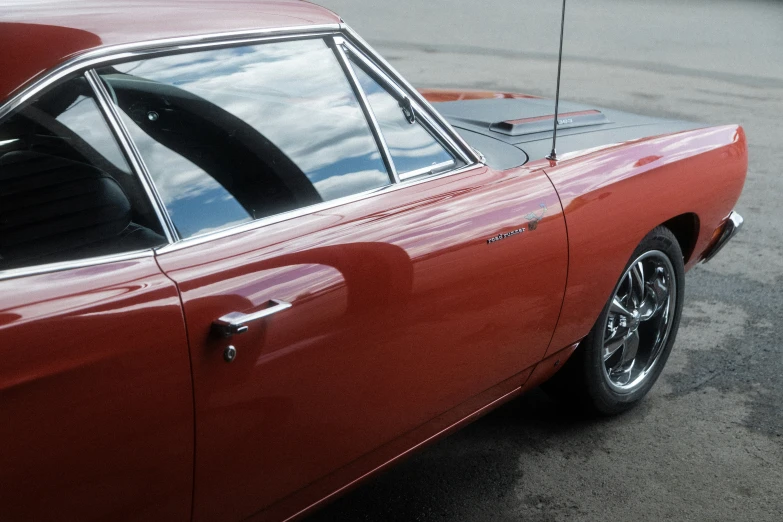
[55,95,131,174]
[107,38,390,238]
[349,58,454,175]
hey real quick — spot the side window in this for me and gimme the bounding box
[0,77,167,271]
[346,52,458,178]
[97,38,391,239]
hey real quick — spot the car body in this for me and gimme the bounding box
[0,1,746,521]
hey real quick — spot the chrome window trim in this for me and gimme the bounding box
[0,249,155,282]
[341,40,471,168]
[84,70,178,243]
[0,70,175,279]
[343,44,410,107]
[155,162,485,254]
[330,36,399,183]
[341,24,483,166]
[398,159,457,181]
[1,23,487,263]
[0,23,478,166]
[0,24,342,122]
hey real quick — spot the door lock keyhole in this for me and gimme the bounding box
[223,345,237,363]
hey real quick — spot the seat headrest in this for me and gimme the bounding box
[0,151,132,268]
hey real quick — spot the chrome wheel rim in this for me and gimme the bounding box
[601,250,676,393]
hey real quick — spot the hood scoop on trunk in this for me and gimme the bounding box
[490,109,611,136]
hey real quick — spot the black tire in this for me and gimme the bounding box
[544,226,685,415]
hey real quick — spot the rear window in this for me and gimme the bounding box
[0,77,166,270]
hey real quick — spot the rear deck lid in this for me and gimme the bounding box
[431,97,703,165]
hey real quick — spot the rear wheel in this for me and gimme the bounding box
[545,226,685,415]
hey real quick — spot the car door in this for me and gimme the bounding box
[93,35,568,521]
[0,77,193,520]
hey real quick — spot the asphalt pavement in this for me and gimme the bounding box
[309,1,783,520]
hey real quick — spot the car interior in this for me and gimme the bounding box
[0,77,167,271]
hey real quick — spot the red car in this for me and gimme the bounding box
[0,1,746,521]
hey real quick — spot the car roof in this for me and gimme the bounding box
[0,0,341,103]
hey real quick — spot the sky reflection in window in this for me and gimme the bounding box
[349,57,454,175]
[106,39,389,238]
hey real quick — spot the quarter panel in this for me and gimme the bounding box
[545,125,747,353]
[0,257,194,521]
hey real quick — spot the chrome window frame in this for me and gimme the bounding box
[0,24,343,121]
[153,162,482,254]
[330,36,399,184]
[85,70,177,243]
[0,72,177,282]
[339,40,466,180]
[399,159,457,181]
[0,23,485,274]
[341,25,482,166]
[0,250,156,282]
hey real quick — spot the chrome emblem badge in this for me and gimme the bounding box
[524,202,548,231]
[486,202,548,244]
[486,227,525,244]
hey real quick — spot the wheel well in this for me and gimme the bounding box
[662,213,700,263]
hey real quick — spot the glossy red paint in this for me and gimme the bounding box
[543,125,747,354]
[265,344,577,522]
[0,23,102,103]
[155,163,569,521]
[259,367,534,522]
[0,9,750,521]
[0,257,194,521]
[0,0,341,101]
[418,88,542,103]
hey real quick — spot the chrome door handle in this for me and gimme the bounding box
[212,299,292,338]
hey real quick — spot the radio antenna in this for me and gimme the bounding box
[547,0,567,161]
